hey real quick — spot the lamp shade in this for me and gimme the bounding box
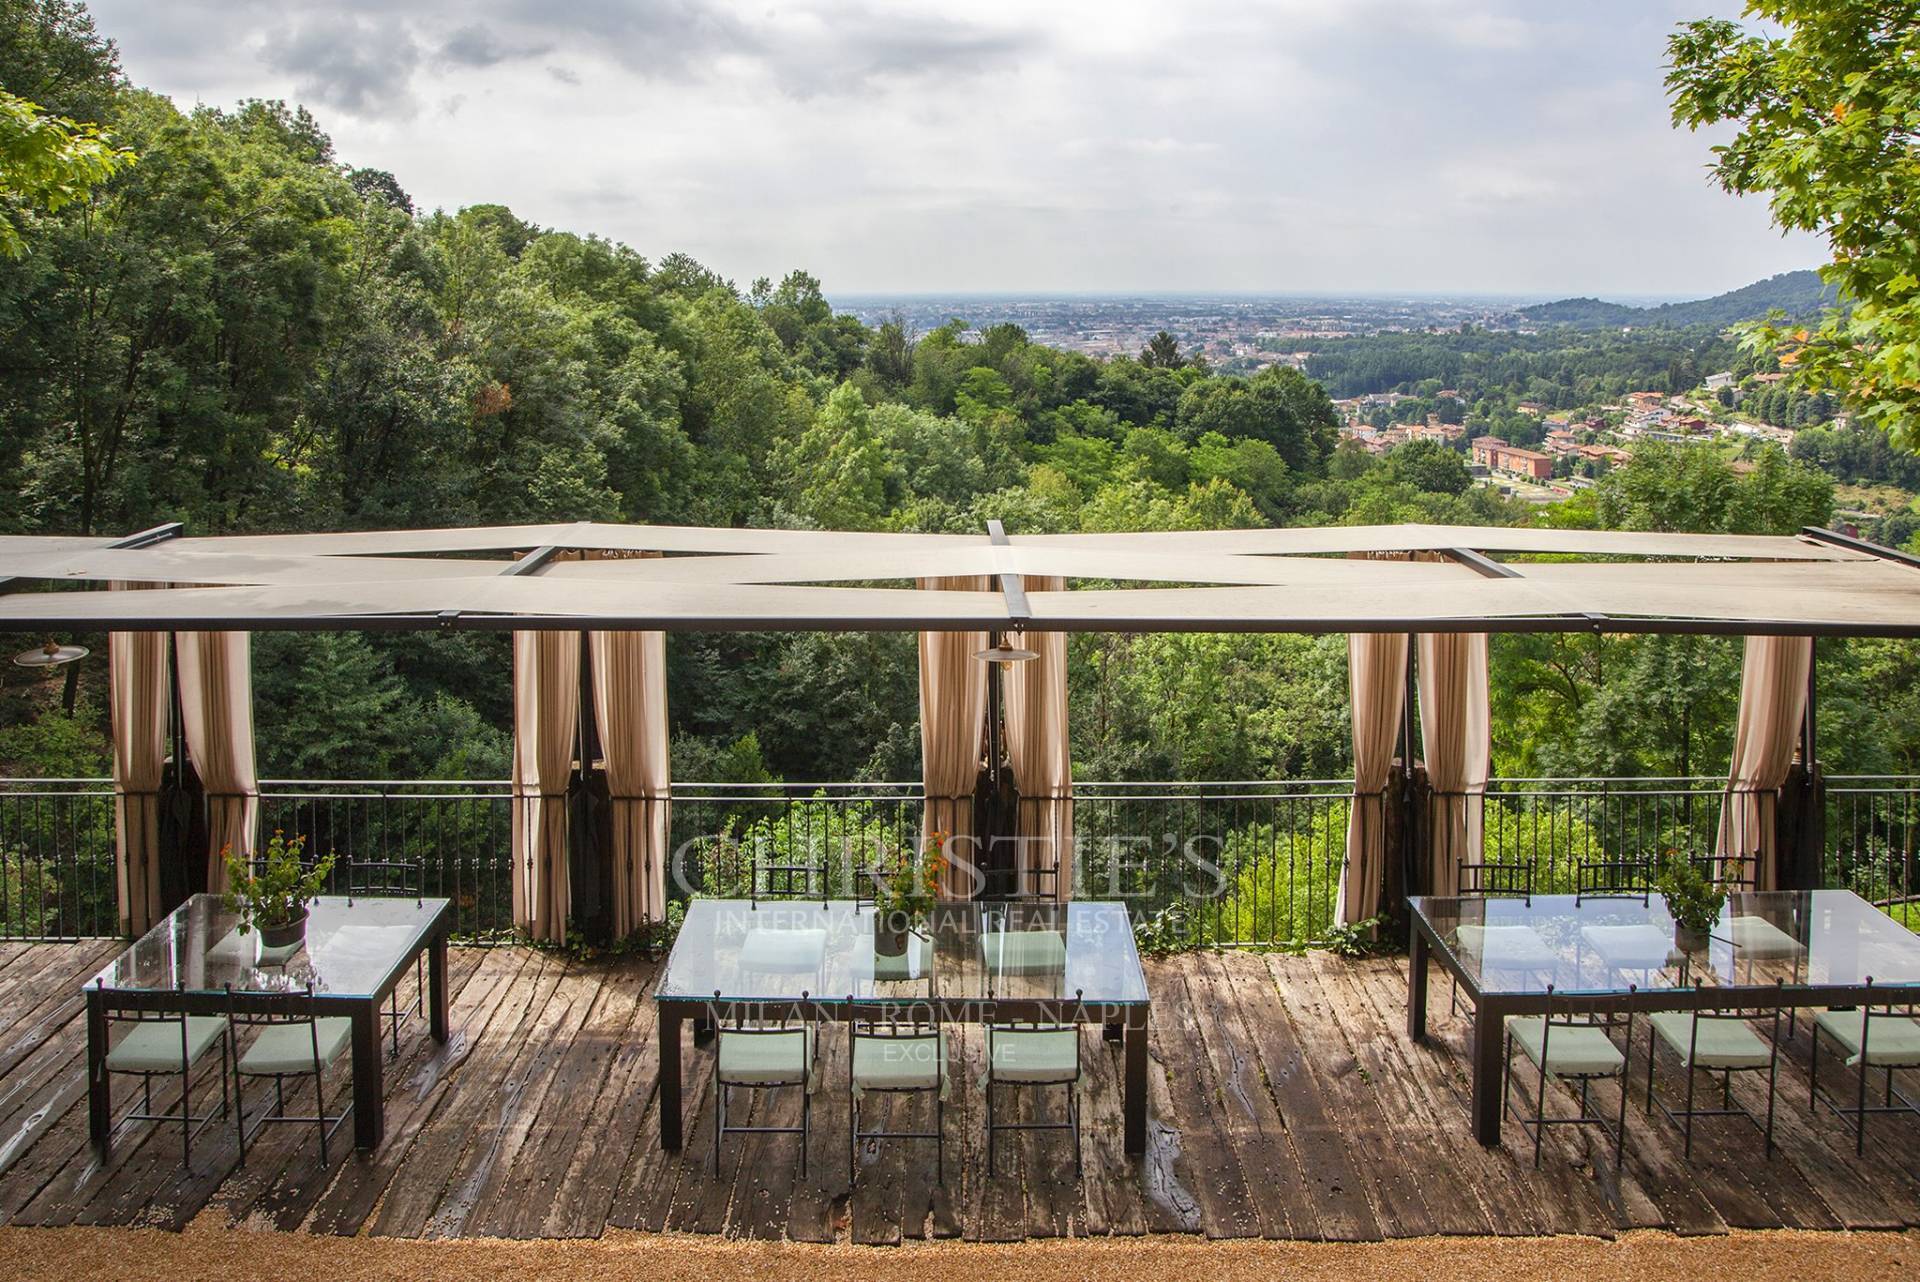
[12,640,89,669]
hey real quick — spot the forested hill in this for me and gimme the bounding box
[1519,270,1836,329]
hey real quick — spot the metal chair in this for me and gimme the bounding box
[846,999,947,1185]
[983,991,1082,1176]
[225,983,354,1167]
[710,991,817,1175]
[1503,984,1632,1169]
[1811,980,1920,1155]
[1448,861,1540,1019]
[750,851,828,907]
[1645,985,1784,1157]
[1575,857,1653,903]
[94,980,231,1169]
[344,854,425,1059]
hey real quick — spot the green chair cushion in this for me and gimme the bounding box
[1456,924,1558,970]
[237,1017,352,1076]
[1580,924,1680,970]
[1649,1011,1772,1070]
[988,1027,1079,1083]
[852,1029,947,1092]
[1725,915,1803,959]
[717,1026,816,1088]
[1815,1008,1920,1068]
[104,1015,228,1074]
[981,930,1068,976]
[739,927,827,974]
[1508,1017,1624,1078]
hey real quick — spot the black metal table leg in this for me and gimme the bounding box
[351,1002,384,1150]
[1123,1005,1149,1156]
[86,986,110,1156]
[1472,996,1506,1146]
[428,930,449,1043]
[1408,926,1431,1042]
[659,1003,685,1150]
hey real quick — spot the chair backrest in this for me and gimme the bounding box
[343,853,422,901]
[751,853,828,907]
[97,978,199,1044]
[225,981,332,1076]
[1693,851,1755,893]
[1577,858,1652,903]
[1458,861,1533,901]
[1538,982,1635,1044]
[1859,978,1920,1055]
[848,998,941,1043]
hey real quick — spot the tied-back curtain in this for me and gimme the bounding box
[1715,635,1813,890]
[589,628,670,934]
[1003,576,1073,901]
[174,630,258,893]
[1339,633,1408,925]
[1416,631,1490,898]
[109,625,168,934]
[918,575,992,899]
[513,630,580,941]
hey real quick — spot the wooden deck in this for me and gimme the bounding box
[0,940,1916,1241]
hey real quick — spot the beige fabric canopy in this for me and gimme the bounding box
[1,521,1913,635]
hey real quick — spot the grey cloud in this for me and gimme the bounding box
[439,23,516,69]
[259,17,424,116]
[766,8,1038,99]
[546,65,582,86]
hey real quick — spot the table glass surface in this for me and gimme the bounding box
[655,899,1149,1005]
[89,893,447,999]
[1412,889,1920,996]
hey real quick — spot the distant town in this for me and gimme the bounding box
[829,293,1554,373]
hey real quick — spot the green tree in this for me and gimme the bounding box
[1668,4,1920,448]
[0,88,132,255]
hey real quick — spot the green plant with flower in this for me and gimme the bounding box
[872,830,944,927]
[1653,854,1726,935]
[222,830,336,934]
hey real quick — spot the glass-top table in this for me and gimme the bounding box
[85,893,454,1153]
[1406,888,1920,1145]
[653,899,1152,1154]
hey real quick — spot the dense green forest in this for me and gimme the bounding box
[0,0,1912,801]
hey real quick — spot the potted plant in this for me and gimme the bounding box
[222,830,336,951]
[1654,854,1726,953]
[871,832,944,956]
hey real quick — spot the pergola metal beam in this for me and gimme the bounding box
[986,519,1031,623]
[1442,548,1525,580]
[0,521,182,595]
[1800,524,1920,571]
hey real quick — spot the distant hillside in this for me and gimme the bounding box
[1520,270,1838,329]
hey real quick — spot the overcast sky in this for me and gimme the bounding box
[87,0,1822,298]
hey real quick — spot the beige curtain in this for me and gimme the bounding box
[1715,635,1813,890]
[513,630,580,941]
[110,627,168,934]
[918,575,992,899]
[1417,631,1490,898]
[175,631,258,893]
[589,629,670,934]
[1004,576,1073,901]
[1339,633,1408,925]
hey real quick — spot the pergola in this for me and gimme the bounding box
[0,519,1913,946]
[0,520,1916,635]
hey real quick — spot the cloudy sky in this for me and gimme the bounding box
[88,0,1820,298]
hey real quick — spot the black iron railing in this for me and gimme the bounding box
[1,774,1917,944]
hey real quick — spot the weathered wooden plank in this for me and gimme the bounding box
[1188,952,1323,1239]
[1150,958,1261,1239]
[420,958,598,1239]
[537,959,662,1239]
[307,945,532,1235]
[1216,953,1381,1242]
[369,951,565,1237]
[1264,953,1437,1237]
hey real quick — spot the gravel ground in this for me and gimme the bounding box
[1,1226,1916,1282]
